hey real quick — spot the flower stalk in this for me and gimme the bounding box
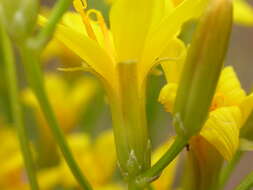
[0,20,39,190]
[135,136,188,188]
[33,0,72,51]
[19,42,93,190]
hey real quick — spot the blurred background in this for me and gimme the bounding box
[0,0,252,189]
[226,1,253,189]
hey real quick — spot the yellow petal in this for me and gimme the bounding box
[159,83,178,113]
[93,130,117,183]
[200,106,241,160]
[234,0,253,26]
[38,15,116,87]
[110,0,164,62]
[60,12,86,35]
[139,0,208,84]
[172,0,184,7]
[216,66,246,107]
[22,74,97,132]
[160,38,187,83]
[61,11,111,50]
[38,167,62,190]
[67,133,91,154]
[41,11,106,65]
[152,138,178,190]
[165,0,175,15]
[0,129,27,189]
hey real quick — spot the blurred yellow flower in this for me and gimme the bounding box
[0,128,122,190]
[0,127,28,190]
[22,73,98,167]
[37,130,121,189]
[234,0,253,26]
[159,38,253,160]
[22,73,97,133]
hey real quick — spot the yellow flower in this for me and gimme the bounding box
[22,73,97,133]
[39,0,209,177]
[39,0,208,94]
[159,39,253,160]
[0,127,28,190]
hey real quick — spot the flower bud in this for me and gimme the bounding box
[0,0,39,40]
[173,0,233,138]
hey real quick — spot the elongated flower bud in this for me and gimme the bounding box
[0,0,39,40]
[173,0,233,138]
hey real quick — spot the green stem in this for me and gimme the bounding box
[0,22,39,190]
[33,0,72,50]
[235,171,253,190]
[135,136,188,187]
[219,151,243,190]
[19,43,92,190]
